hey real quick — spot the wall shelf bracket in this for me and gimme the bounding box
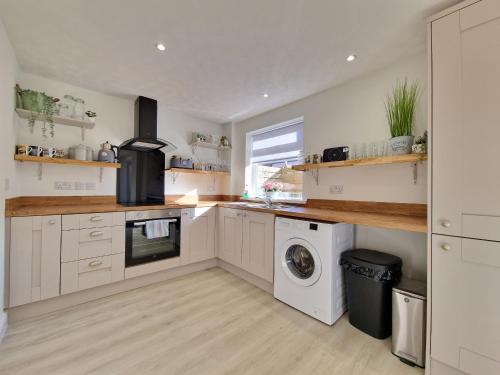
[171,171,179,184]
[81,126,86,141]
[99,167,104,183]
[412,162,418,184]
[310,169,320,185]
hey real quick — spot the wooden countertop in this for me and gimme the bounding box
[5,196,427,233]
[218,203,427,233]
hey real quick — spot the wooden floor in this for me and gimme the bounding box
[0,268,424,375]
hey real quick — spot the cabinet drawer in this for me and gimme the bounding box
[61,226,125,262]
[62,212,125,230]
[61,253,124,295]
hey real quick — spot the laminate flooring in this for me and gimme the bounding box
[0,268,423,375]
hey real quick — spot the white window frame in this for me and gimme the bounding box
[245,116,304,200]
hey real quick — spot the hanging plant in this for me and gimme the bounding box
[15,84,59,137]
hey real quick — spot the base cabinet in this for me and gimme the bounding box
[181,207,216,265]
[9,215,61,307]
[218,208,274,283]
[432,235,500,374]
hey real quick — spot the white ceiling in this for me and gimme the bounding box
[0,0,459,124]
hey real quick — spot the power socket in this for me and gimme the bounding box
[329,185,344,194]
[55,181,73,190]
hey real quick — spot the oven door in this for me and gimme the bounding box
[125,217,181,267]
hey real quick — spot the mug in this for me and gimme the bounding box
[55,148,66,158]
[29,145,43,157]
[42,147,56,158]
[16,144,32,155]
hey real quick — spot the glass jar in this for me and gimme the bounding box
[73,97,85,120]
[62,95,75,118]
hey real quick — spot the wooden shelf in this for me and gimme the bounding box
[190,140,231,151]
[14,154,121,169]
[292,154,427,171]
[15,108,95,129]
[166,167,230,176]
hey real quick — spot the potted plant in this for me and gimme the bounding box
[412,130,428,154]
[220,135,231,148]
[85,110,97,123]
[263,181,283,200]
[15,84,58,137]
[385,79,419,155]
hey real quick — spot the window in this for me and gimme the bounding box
[245,117,304,200]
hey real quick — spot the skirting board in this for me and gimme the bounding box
[7,259,217,323]
[217,259,273,294]
[0,312,7,343]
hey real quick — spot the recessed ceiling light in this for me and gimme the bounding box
[263,93,269,98]
[346,54,356,62]
[156,43,166,51]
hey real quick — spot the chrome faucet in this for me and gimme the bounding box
[258,195,273,208]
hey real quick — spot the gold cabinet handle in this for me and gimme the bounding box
[441,220,451,228]
[89,260,103,267]
[48,220,56,225]
[441,243,451,251]
[89,231,104,237]
[90,216,104,222]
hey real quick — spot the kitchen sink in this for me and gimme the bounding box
[226,202,292,209]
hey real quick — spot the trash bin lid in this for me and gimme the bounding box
[393,278,427,299]
[340,249,402,283]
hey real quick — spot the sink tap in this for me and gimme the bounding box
[258,195,273,208]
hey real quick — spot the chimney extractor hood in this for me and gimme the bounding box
[119,96,177,153]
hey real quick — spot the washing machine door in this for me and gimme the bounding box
[280,238,322,287]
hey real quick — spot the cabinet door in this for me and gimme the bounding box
[217,208,243,267]
[9,215,61,307]
[241,211,274,282]
[181,207,216,265]
[432,1,500,239]
[432,235,500,373]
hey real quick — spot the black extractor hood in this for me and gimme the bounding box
[119,96,177,152]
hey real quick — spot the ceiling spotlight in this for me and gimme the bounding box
[346,54,356,62]
[263,93,269,98]
[156,43,166,51]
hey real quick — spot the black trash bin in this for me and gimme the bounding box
[340,249,402,339]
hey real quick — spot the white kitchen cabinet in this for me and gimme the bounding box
[241,211,274,283]
[181,207,216,265]
[217,208,243,267]
[9,215,61,307]
[432,0,500,240]
[431,235,500,374]
[218,208,274,282]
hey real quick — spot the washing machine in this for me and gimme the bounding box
[274,217,353,325]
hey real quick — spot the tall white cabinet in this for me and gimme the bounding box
[431,1,500,373]
[9,215,61,307]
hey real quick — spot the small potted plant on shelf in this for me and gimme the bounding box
[220,135,231,148]
[85,110,97,123]
[385,79,419,155]
[412,130,428,154]
[263,181,283,201]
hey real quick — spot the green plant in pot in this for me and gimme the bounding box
[16,84,58,137]
[385,79,419,155]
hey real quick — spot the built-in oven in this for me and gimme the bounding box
[125,209,181,267]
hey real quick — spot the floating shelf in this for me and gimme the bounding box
[292,154,427,171]
[15,154,120,168]
[166,167,230,176]
[15,108,95,129]
[190,140,231,151]
[15,154,120,182]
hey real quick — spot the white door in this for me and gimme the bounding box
[241,211,274,282]
[9,215,61,307]
[432,0,500,240]
[432,234,500,374]
[217,208,243,267]
[181,207,216,265]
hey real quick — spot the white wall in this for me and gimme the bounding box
[15,73,228,197]
[232,53,428,279]
[0,18,19,336]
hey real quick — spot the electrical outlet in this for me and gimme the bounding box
[329,185,344,194]
[55,181,73,190]
[74,182,86,190]
[85,182,96,191]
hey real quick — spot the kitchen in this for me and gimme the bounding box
[0,0,498,374]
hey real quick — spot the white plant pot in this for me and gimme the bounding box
[389,136,414,155]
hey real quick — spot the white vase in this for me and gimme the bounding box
[389,136,414,155]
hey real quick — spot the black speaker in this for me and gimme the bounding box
[323,146,349,162]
